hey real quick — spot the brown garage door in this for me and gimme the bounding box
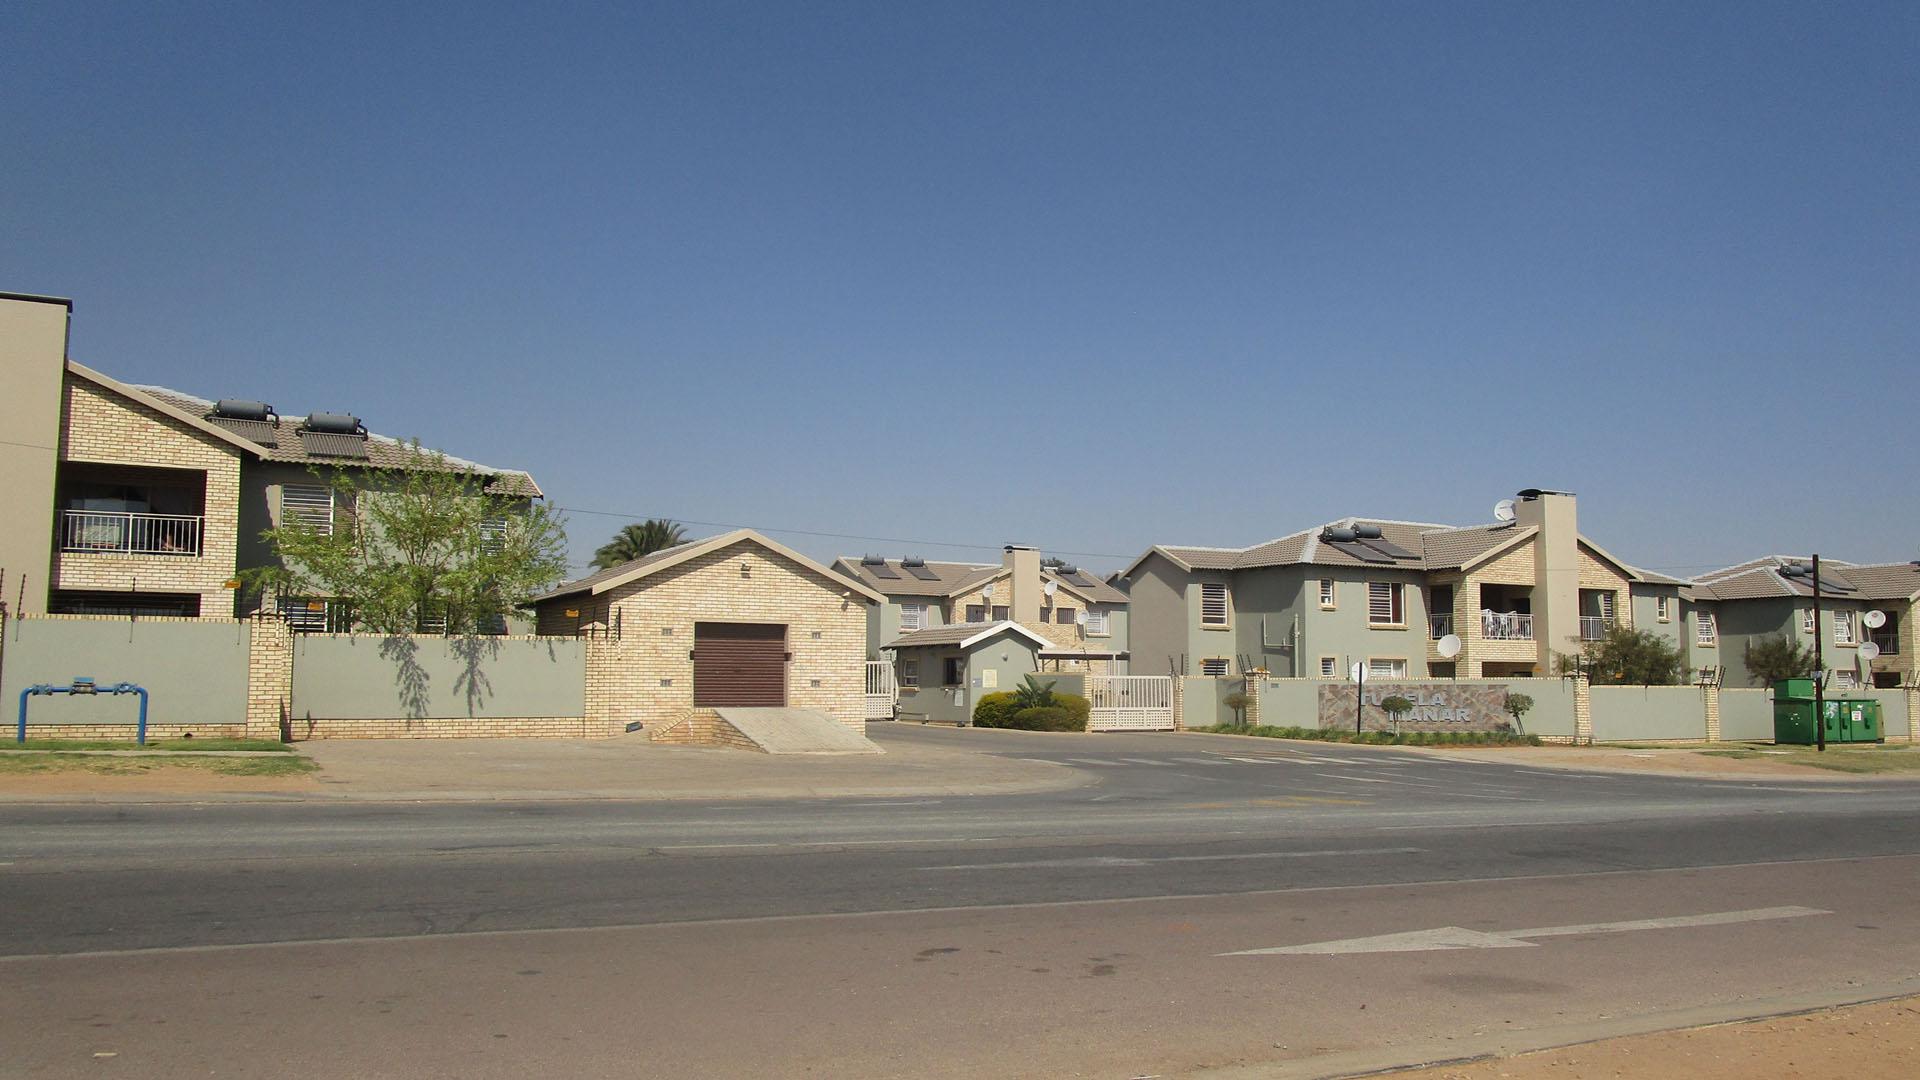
[693,622,787,707]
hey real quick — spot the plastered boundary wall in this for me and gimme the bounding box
[1589,685,1709,742]
[2,613,251,737]
[1721,687,1913,743]
[288,634,589,740]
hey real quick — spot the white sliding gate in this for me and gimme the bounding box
[865,660,899,720]
[1087,675,1174,731]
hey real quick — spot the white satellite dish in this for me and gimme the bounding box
[1074,609,1088,625]
[1437,633,1462,659]
[1350,661,1367,684]
[1493,499,1517,523]
[1859,640,1882,661]
[982,583,995,601]
[1043,580,1057,598]
[1863,609,1887,630]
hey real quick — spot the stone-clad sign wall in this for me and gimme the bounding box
[1316,682,1515,733]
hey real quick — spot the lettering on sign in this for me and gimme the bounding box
[1316,682,1516,732]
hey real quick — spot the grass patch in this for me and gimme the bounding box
[1191,725,1540,747]
[0,753,317,778]
[1700,745,1920,775]
[6,738,292,753]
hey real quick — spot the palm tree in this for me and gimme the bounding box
[590,519,688,570]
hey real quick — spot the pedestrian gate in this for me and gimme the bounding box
[865,660,898,720]
[1087,675,1174,731]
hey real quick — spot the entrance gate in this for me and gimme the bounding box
[1087,675,1174,731]
[865,660,898,720]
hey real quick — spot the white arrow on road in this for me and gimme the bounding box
[1220,905,1830,956]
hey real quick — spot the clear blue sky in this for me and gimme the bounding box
[6,2,1916,578]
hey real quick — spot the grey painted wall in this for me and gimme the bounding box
[891,632,1041,725]
[1589,685,1708,741]
[1718,688,1776,741]
[1630,586,1686,658]
[1120,553,1191,678]
[291,634,585,720]
[1294,567,1430,681]
[3,616,250,728]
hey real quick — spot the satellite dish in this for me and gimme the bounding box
[1043,580,1057,598]
[1437,634,1462,658]
[1859,640,1882,661]
[1074,610,1088,626]
[1493,499,1517,523]
[1350,662,1367,684]
[982,583,995,601]
[1863,609,1887,629]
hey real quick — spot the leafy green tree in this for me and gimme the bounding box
[591,519,688,570]
[245,448,569,635]
[1504,692,1535,734]
[1379,694,1415,732]
[1743,633,1818,686]
[1557,624,1685,685]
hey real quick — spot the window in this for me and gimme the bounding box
[1319,656,1338,678]
[1831,670,1857,690]
[1199,658,1229,676]
[1319,579,1336,608]
[1657,596,1671,622]
[900,659,919,687]
[1368,582,1404,625]
[479,515,509,555]
[1055,606,1075,625]
[942,657,964,686]
[1697,611,1717,646]
[1598,592,1615,621]
[1835,610,1856,646]
[278,595,351,633]
[1200,582,1229,626]
[992,605,1008,621]
[1085,609,1109,635]
[1801,608,1815,634]
[281,484,335,535]
[899,603,927,632]
[965,604,986,624]
[1367,658,1408,679]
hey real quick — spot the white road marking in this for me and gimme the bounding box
[923,846,1422,871]
[1066,757,1114,766]
[1221,905,1831,956]
[1312,773,1396,784]
[1120,758,1167,766]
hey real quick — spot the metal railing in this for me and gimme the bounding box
[60,511,203,557]
[1579,615,1615,641]
[1481,611,1534,641]
[1869,630,1900,655]
[1429,614,1453,640]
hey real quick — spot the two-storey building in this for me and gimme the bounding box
[1690,557,1919,689]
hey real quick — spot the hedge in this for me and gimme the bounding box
[1191,725,1540,747]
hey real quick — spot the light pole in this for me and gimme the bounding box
[1781,556,1826,752]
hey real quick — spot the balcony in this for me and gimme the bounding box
[60,511,203,557]
[1429,614,1453,640]
[1580,615,1615,642]
[1481,611,1534,641]
[1869,630,1900,655]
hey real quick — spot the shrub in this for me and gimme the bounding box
[1008,706,1083,732]
[1054,692,1091,730]
[1011,674,1058,710]
[972,691,1021,728]
[1223,691,1250,726]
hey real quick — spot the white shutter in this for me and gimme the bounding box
[282,485,334,535]
[1200,583,1228,625]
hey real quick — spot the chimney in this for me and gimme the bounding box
[1003,545,1042,625]
[1513,489,1578,668]
[0,292,73,616]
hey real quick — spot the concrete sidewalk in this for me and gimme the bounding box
[282,724,1084,802]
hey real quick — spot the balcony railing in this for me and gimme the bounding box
[1869,630,1900,655]
[60,511,203,557]
[1580,615,1616,642]
[1481,611,1534,641]
[1429,614,1453,640]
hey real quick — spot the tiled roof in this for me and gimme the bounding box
[831,558,997,598]
[1832,562,1920,602]
[1419,523,1531,570]
[885,620,1052,650]
[534,537,708,601]
[132,385,543,497]
[535,529,886,605]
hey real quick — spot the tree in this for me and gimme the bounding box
[245,448,570,636]
[1379,694,1415,733]
[592,519,687,570]
[1504,692,1535,734]
[1223,691,1250,727]
[1557,624,1685,685]
[1744,633,1818,686]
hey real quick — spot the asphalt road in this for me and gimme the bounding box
[5,725,1920,1078]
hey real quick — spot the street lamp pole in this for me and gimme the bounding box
[1811,553,1826,753]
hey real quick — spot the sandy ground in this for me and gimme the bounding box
[1430,744,1918,780]
[0,766,320,796]
[1398,996,1920,1079]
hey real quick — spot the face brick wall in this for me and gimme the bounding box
[55,377,243,616]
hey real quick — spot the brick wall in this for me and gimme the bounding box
[55,376,243,616]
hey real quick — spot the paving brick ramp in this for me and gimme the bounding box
[711,708,883,754]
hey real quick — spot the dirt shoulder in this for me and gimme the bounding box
[1424,743,1920,780]
[1395,994,1920,1079]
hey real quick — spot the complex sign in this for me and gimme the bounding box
[1315,682,1515,732]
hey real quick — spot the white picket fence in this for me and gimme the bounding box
[865,660,898,720]
[1087,675,1175,731]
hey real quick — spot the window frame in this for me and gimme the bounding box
[1367,657,1409,680]
[964,604,986,624]
[898,602,928,632]
[1834,609,1856,646]
[1319,656,1338,678]
[1199,657,1230,676]
[1319,579,1336,609]
[1199,582,1229,627]
[1367,581,1405,626]
[1084,609,1109,636]
[942,657,964,687]
[1657,595,1671,623]
[1697,611,1717,646]
[281,484,336,536]
[899,658,919,688]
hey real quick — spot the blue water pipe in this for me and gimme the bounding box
[17,678,150,745]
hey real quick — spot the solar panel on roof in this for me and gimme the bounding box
[1356,538,1419,560]
[867,562,902,580]
[903,563,940,581]
[1062,571,1096,587]
[1328,540,1393,564]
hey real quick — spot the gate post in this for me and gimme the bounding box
[1703,682,1721,743]
[1571,671,1592,745]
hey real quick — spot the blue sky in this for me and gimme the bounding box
[5,2,1916,578]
